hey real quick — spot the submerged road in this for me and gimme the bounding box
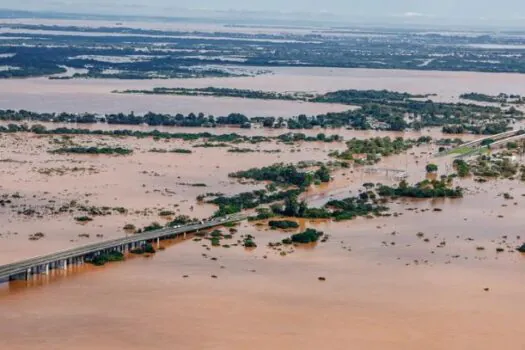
[0,213,248,282]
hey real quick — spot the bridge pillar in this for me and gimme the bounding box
[156,238,160,249]
[183,232,187,240]
[26,268,32,279]
[62,259,68,270]
[42,264,49,275]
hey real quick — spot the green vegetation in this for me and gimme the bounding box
[290,229,324,244]
[1,85,522,135]
[87,251,125,266]
[230,163,331,188]
[377,179,463,198]
[469,154,519,179]
[209,189,303,217]
[277,132,342,143]
[268,220,299,230]
[243,235,257,248]
[172,148,193,154]
[119,87,311,101]
[50,146,132,155]
[425,163,438,173]
[330,137,415,164]
[0,123,271,144]
[248,208,276,221]
[518,244,525,253]
[460,92,523,104]
[453,159,471,177]
[142,222,163,232]
[130,243,156,254]
[481,139,495,146]
[228,147,256,153]
[123,224,136,231]
[74,216,93,222]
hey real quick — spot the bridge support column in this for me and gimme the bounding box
[62,259,68,270]
[26,268,32,279]
[156,238,160,249]
[42,264,49,275]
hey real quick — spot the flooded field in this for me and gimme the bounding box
[1,169,524,349]
[0,78,349,116]
[2,67,525,115]
[1,38,525,347]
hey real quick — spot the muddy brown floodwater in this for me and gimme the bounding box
[1,100,525,347]
[4,67,525,115]
[1,124,524,349]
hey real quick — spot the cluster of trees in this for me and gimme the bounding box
[209,189,303,217]
[453,159,471,177]
[268,220,299,229]
[86,251,124,266]
[0,90,520,134]
[377,179,463,198]
[442,122,511,135]
[266,190,388,221]
[289,229,324,244]
[50,146,132,155]
[0,123,270,144]
[469,155,519,179]
[120,87,311,101]
[460,92,523,104]
[130,243,156,254]
[330,137,415,164]
[230,163,331,188]
[277,132,342,143]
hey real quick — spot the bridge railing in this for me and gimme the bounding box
[0,213,248,279]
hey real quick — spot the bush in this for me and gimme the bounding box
[88,251,125,266]
[290,229,324,244]
[268,220,299,229]
[426,163,438,173]
[75,216,93,222]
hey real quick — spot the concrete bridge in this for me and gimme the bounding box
[488,133,525,150]
[437,129,524,158]
[460,129,522,148]
[0,213,247,283]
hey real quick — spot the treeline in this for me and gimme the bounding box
[330,136,418,164]
[442,121,511,135]
[230,163,331,187]
[0,124,348,147]
[0,87,520,134]
[0,123,271,143]
[460,92,523,104]
[377,179,463,198]
[119,87,313,101]
[50,146,132,155]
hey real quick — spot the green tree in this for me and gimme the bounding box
[315,166,331,183]
[426,163,438,173]
[284,195,299,216]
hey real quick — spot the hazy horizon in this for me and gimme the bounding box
[3,0,525,28]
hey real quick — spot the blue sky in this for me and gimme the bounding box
[3,0,525,25]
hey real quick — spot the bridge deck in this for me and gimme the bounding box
[0,214,247,281]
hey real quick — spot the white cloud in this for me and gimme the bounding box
[403,12,425,17]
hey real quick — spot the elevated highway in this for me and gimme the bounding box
[0,213,247,283]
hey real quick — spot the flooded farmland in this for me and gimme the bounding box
[1,120,525,350]
[1,22,525,347]
[3,67,525,115]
